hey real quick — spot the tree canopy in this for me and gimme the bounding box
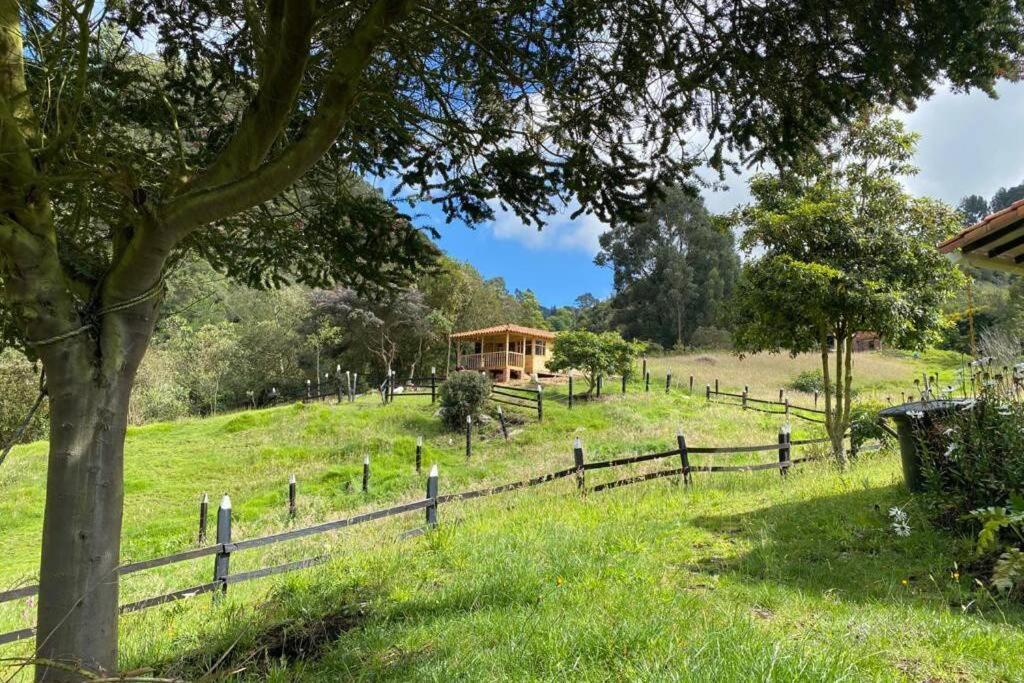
[731,112,964,464]
[596,187,739,348]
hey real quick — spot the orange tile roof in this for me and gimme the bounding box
[938,198,1024,254]
[450,324,556,340]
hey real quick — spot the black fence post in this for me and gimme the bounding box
[596,374,603,398]
[705,383,710,400]
[362,455,370,492]
[642,356,647,380]
[337,365,343,403]
[352,372,358,402]
[197,493,208,546]
[784,398,790,418]
[677,429,691,486]
[465,415,472,458]
[497,406,509,441]
[305,379,311,400]
[689,375,694,393]
[288,474,297,519]
[778,388,784,404]
[742,387,748,409]
[778,427,791,477]
[714,378,719,395]
[426,464,439,529]
[568,375,574,409]
[213,494,232,597]
[537,386,543,422]
[645,371,650,392]
[415,436,423,474]
[573,437,586,492]
[665,372,672,393]
[622,373,627,394]
[431,368,437,403]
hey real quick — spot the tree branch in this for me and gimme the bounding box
[162,0,414,234]
[181,0,317,194]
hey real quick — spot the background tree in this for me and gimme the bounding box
[731,113,964,466]
[547,330,643,395]
[1,0,1020,676]
[305,317,344,395]
[596,188,739,348]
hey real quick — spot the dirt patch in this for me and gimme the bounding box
[158,602,367,680]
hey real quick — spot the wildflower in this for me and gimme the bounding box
[901,578,909,586]
[944,443,956,458]
[888,506,908,523]
[892,522,911,537]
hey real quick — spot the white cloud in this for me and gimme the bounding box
[488,201,608,255]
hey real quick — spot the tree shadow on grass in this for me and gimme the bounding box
[688,480,1024,626]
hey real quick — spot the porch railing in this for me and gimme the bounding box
[459,351,525,369]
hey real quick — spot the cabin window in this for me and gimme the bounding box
[534,340,546,356]
[526,341,533,355]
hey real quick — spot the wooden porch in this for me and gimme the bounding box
[450,324,556,381]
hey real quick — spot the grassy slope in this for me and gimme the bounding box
[4,349,1011,681]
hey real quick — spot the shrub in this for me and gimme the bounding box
[548,330,644,394]
[0,349,48,445]
[968,497,1024,596]
[438,371,491,430]
[849,400,894,453]
[689,326,733,350]
[789,369,824,393]
[916,397,1024,531]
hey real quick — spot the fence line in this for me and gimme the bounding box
[0,430,837,647]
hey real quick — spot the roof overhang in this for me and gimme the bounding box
[449,324,557,340]
[938,198,1024,275]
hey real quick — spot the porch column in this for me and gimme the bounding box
[504,331,510,381]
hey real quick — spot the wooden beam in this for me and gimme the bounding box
[988,232,1024,258]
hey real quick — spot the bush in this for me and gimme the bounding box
[0,349,48,445]
[789,369,824,393]
[438,371,491,430]
[849,400,894,452]
[916,397,1024,531]
[689,326,732,350]
[547,330,644,394]
[130,348,191,425]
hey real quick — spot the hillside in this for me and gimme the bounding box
[5,350,1018,682]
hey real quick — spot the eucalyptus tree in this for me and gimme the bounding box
[0,0,1021,678]
[731,113,964,465]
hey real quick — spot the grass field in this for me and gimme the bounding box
[4,349,1015,682]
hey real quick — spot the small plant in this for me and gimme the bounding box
[888,506,911,537]
[789,369,824,393]
[438,371,491,430]
[969,495,1024,595]
[916,397,1024,530]
[547,330,643,395]
[849,400,894,454]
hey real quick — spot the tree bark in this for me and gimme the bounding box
[34,366,136,680]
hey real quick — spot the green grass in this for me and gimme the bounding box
[2,349,1018,681]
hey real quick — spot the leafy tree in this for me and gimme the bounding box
[731,113,964,466]
[305,317,344,394]
[1,1,1020,675]
[545,307,577,331]
[958,194,991,226]
[310,287,433,380]
[547,330,643,395]
[596,188,739,347]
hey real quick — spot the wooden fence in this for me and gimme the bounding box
[0,429,832,647]
[490,384,543,421]
[705,384,827,424]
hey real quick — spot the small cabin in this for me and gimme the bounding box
[451,324,556,381]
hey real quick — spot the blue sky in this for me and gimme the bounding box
[381,81,1024,308]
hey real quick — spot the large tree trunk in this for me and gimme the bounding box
[33,308,156,681]
[34,369,134,680]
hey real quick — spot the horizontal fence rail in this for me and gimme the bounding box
[0,429,851,647]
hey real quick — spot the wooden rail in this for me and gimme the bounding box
[0,431,839,646]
